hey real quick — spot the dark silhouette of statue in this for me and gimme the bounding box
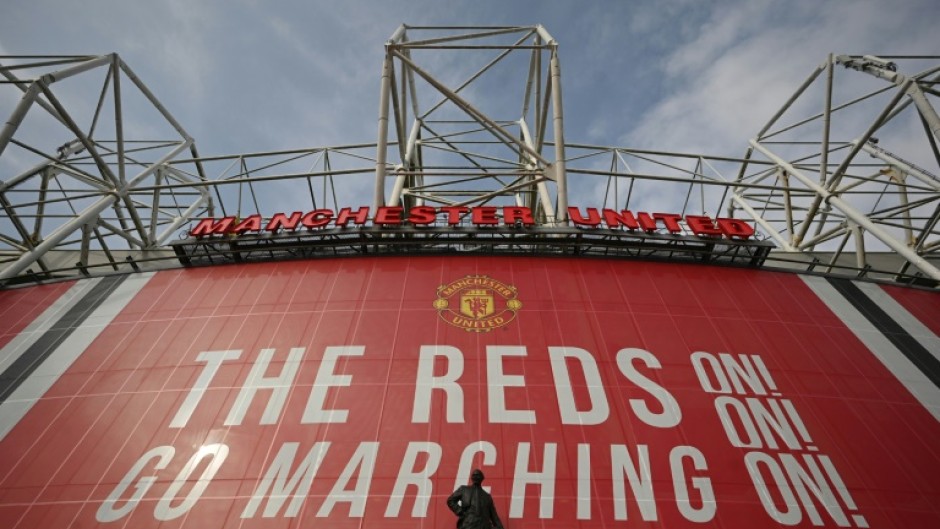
[447,469,504,529]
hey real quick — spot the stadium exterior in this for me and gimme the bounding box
[1,26,938,528]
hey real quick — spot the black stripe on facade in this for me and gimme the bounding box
[0,275,127,404]
[827,277,940,389]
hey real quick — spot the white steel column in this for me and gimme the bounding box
[549,47,568,222]
[375,52,393,211]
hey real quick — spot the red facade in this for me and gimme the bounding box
[0,256,938,528]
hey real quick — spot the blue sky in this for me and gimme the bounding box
[1,0,937,216]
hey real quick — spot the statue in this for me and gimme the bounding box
[447,469,505,529]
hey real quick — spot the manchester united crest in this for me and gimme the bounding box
[433,275,521,332]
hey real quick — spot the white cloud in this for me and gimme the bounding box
[661,0,772,79]
[625,0,937,157]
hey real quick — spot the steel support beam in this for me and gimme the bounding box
[549,48,568,222]
[375,52,392,211]
[750,140,940,281]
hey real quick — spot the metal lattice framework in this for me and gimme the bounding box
[731,54,940,283]
[374,25,568,223]
[0,54,211,281]
[1,28,939,287]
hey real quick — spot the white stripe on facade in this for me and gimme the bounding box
[800,275,940,422]
[0,278,102,375]
[0,273,154,441]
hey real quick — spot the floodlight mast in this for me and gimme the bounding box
[374,25,569,224]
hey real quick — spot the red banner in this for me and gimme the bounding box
[1,257,938,528]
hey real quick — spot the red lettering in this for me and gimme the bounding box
[188,206,747,241]
[375,206,404,225]
[472,206,499,225]
[568,207,602,226]
[603,209,639,230]
[302,210,333,228]
[190,217,235,237]
[636,212,657,232]
[231,214,262,234]
[408,206,437,225]
[503,207,535,226]
[717,218,755,239]
[335,207,370,226]
[439,206,469,225]
[685,215,722,236]
[266,212,303,232]
[653,213,683,233]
